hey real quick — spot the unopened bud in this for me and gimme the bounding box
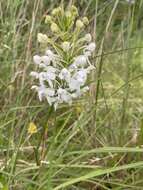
[71,5,78,16]
[85,33,92,42]
[76,19,84,29]
[82,17,89,25]
[52,7,62,16]
[45,15,52,24]
[62,41,70,52]
[50,23,59,32]
[37,33,48,43]
[65,11,72,18]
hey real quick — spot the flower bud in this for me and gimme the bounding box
[76,19,84,29]
[82,17,89,25]
[52,8,57,15]
[84,33,92,42]
[37,33,48,43]
[52,7,62,16]
[71,5,78,16]
[62,41,70,52]
[65,11,72,18]
[45,15,52,24]
[50,23,59,32]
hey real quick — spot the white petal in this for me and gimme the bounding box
[84,51,91,57]
[59,68,71,82]
[31,85,38,90]
[33,55,41,65]
[54,102,58,110]
[86,42,96,52]
[47,79,54,88]
[74,55,87,67]
[46,96,56,105]
[45,88,55,96]
[45,49,54,57]
[37,86,46,101]
[82,86,89,92]
[30,71,39,78]
[69,79,80,91]
[41,56,51,65]
[69,63,77,70]
[46,66,56,80]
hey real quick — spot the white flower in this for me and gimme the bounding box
[45,49,59,65]
[41,56,51,65]
[30,72,45,86]
[33,55,41,65]
[86,42,96,52]
[32,85,56,104]
[74,55,87,67]
[42,66,57,87]
[33,55,51,69]
[62,41,70,52]
[69,78,80,91]
[85,33,92,42]
[33,55,51,66]
[59,68,71,82]
[57,88,72,103]
[75,69,87,84]
[45,88,56,105]
[38,56,51,69]
[45,66,56,80]
[31,66,57,88]
[45,49,54,57]
[38,72,46,86]
[45,88,55,97]
[69,69,87,91]
[31,85,46,101]
[31,26,96,109]
[69,63,78,70]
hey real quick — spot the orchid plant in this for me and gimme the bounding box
[30,5,96,110]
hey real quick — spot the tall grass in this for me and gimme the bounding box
[0,0,143,189]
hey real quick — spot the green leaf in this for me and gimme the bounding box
[54,161,143,190]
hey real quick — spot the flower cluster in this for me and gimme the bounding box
[31,6,96,109]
